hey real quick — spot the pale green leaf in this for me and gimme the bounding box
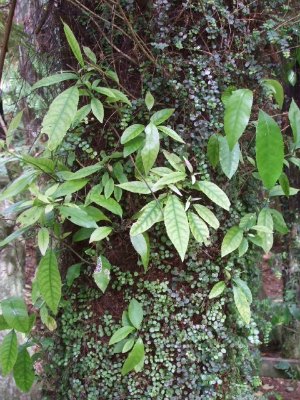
[117,181,152,194]
[224,89,253,149]
[270,209,289,234]
[238,238,249,257]
[289,99,300,147]
[195,181,230,211]
[59,205,98,228]
[72,104,91,128]
[233,285,251,324]
[158,125,185,144]
[145,91,154,111]
[239,213,257,230]
[219,136,240,179]
[93,256,111,293]
[121,338,144,375]
[83,46,96,63]
[130,233,150,271]
[42,86,79,151]
[57,163,102,180]
[141,123,160,175]
[257,208,273,254]
[109,326,135,345]
[193,204,219,230]
[90,194,123,217]
[104,178,114,199]
[32,72,78,90]
[256,110,284,189]
[0,170,37,201]
[150,108,175,126]
[263,79,284,109]
[128,299,143,330]
[188,211,209,244]
[40,305,57,331]
[63,22,84,67]
[0,330,18,376]
[121,124,145,145]
[108,89,131,106]
[91,98,104,123]
[16,206,44,227]
[162,150,185,172]
[269,185,299,197]
[164,195,190,261]
[233,277,252,303]
[289,157,300,168]
[89,227,112,243]
[37,250,62,314]
[208,281,226,299]
[152,171,186,191]
[130,200,163,236]
[38,228,49,256]
[124,137,144,159]
[122,338,135,353]
[66,263,82,287]
[93,86,117,98]
[1,298,29,334]
[221,226,243,257]
[13,348,35,393]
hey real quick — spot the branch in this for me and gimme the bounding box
[0,0,17,85]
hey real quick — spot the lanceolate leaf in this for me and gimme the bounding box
[270,209,288,234]
[145,91,155,111]
[288,99,300,148]
[130,233,150,271]
[63,22,84,67]
[38,227,50,256]
[130,200,163,237]
[57,163,102,180]
[0,330,18,376]
[209,281,226,299]
[32,72,78,90]
[187,211,209,244]
[128,299,143,329]
[13,348,35,393]
[279,172,290,196]
[109,326,135,345]
[141,123,160,175]
[164,195,190,261]
[207,134,220,168]
[121,124,145,144]
[238,238,249,257]
[257,208,273,254]
[158,125,185,143]
[193,204,219,230]
[256,110,284,189]
[233,285,251,324]
[1,298,30,333]
[263,79,284,109]
[91,98,104,123]
[233,277,252,303]
[6,110,23,146]
[121,338,145,375]
[42,86,79,151]
[224,89,253,149]
[93,256,111,293]
[59,206,98,228]
[0,170,37,201]
[90,194,123,217]
[150,109,174,126]
[37,250,62,314]
[117,181,152,194]
[219,136,240,179]
[195,181,230,211]
[152,171,186,190]
[221,226,243,257]
[89,227,112,243]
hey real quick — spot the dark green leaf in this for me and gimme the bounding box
[13,348,35,392]
[207,134,219,168]
[0,330,18,375]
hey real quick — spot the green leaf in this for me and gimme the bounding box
[42,86,79,151]
[289,157,300,168]
[224,89,253,149]
[59,205,98,228]
[122,311,132,327]
[109,326,135,345]
[121,124,145,145]
[16,206,44,227]
[40,305,57,331]
[219,136,240,179]
[152,171,186,191]
[288,99,300,148]
[63,22,84,67]
[89,227,112,243]
[13,348,35,393]
[72,104,91,128]
[93,86,117,98]
[208,281,226,299]
[130,233,150,271]
[162,150,185,172]
[221,226,243,257]
[0,170,37,201]
[158,125,185,144]
[256,110,284,189]
[108,89,131,106]
[262,79,284,109]
[0,330,18,375]
[57,163,102,180]
[90,194,123,217]
[207,134,220,168]
[279,172,290,196]
[91,98,104,123]
[233,277,252,303]
[164,195,190,261]
[37,250,61,314]
[257,208,273,254]
[128,299,143,329]
[145,91,155,111]
[150,108,175,126]
[239,213,257,230]
[121,338,144,375]
[238,238,249,257]
[0,315,10,330]
[93,256,111,293]
[1,298,29,333]
[195,181,230,211]
[37,228,49,256]
[104,178,114,199]
[117,181,152,194]
[122,338,135,353]
[72,228,94,242]
[221,86,236,107]
[130,200,163,236]
[269,185,299,197]
[32,72,78,90]
[270,209,289,234]
[233,285,251,324]
[193,204,219,230]
[188,211,209,244]
[6,110,23,146]
[83,46,96,63]
[141,123,160,175]
[288,69,297,86]
[66,263,82,287]
[22,156,55,174]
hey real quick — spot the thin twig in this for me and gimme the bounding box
[0,0,17,85]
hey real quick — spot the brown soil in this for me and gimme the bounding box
[261,255,283,299]
[258,377,300,399]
